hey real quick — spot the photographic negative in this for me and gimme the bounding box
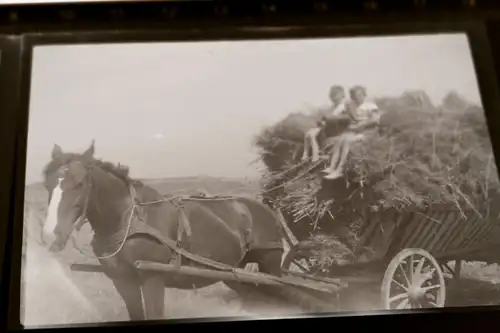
[20,33,500,327]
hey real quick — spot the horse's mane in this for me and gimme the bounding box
[42,153,143,187]
[93,159,142,186]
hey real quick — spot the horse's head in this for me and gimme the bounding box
[42,141,95,252]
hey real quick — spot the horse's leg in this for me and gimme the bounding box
[110,277,145,321]
[96,244,145,321]
[118,236,171,321]
[225,249,284,301]
[254,248,284,276]
[140,273,166,320]
[244,248,291,303]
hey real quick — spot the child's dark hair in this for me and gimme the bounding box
[349,85,367,99]
[329,85,344,97]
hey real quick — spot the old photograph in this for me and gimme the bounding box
[21,33,500,327]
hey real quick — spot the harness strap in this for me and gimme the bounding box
[84,183,255,272]
[128,224,236,271]
[104,204,234,272]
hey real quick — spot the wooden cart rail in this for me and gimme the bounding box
[357,208,500,263]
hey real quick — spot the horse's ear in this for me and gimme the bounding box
[82,140,95,160]
[51,144,64,161]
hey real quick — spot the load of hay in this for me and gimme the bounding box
[255,90,500,269]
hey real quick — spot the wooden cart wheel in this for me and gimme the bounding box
[281,246,322,276]
[381,248,446,310]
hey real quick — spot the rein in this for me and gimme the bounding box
[71,171,139,260]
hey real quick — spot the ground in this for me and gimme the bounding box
[20,179,500,328]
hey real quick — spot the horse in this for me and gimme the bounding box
[41,141,286,320]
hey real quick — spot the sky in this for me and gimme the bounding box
[25,33,483,185]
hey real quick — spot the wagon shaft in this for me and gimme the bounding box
[135,261,344,294]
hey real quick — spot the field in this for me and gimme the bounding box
[21,177,500,328]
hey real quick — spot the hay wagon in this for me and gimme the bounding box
[279,204,500,310]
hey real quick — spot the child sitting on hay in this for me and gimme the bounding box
[301,85,349,162]
[323,85,381,180]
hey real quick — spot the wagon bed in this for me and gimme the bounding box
[282,204,500,310]
[359,207,500,263]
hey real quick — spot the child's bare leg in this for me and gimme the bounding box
[335,138,351,176]
[329,133,362,178]
[301,132,310,161]
[310,132,321,162]
[324,138,342,173]
[302,128,321,162]
[324,136,348,179]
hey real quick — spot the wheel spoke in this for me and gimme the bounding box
[415,257,426,276]
[427,301,439,307]
[392,279,408,291]
[408,255,414,282]
[398,263,411,287]
[396,298,409,309]
[421,284,440,292]
[291,259,310,272]
[389,292,409,303]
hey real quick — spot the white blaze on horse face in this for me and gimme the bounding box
[44,177,64,238]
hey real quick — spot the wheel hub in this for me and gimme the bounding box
[407,286,426,302]
[382,249,446,310]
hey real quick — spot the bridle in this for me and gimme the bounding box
[61,164,139,260]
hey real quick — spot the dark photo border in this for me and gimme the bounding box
[2,2,500,332]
